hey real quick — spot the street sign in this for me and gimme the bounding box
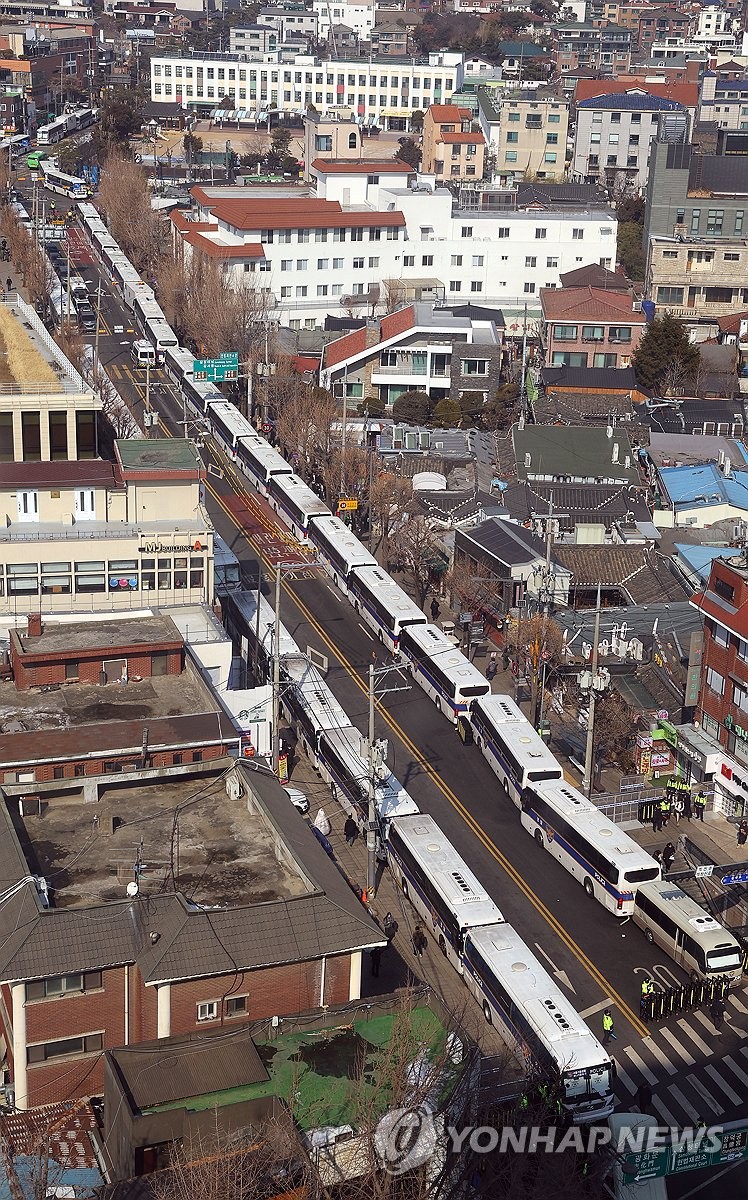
[622,1121,748,1181]
[721,869,748,885]
[338,498,358,512]
[695,865,714,878]
[193,351,239,382]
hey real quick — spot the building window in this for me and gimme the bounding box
[197,1000,219,1022]
[545,153,557,164]
[724,253,740,262]
[26,971,101,1002]
[553,324,578,341]
[449,281,461,292]
[505,151,517,163]
[27,1032,103,1064]
[706,667,725,696]
[525,256,536,268]
[546,256,559,268]
[462,359,488,375]
[353,257,364,269]
[711,620,729,647]
[471,281,483,292]
[461,226,473,237]
[656,286,684,304]
[535,228,547,240]
[497,227,509,238]
[226,995,248,1017]
[524,282,536,294]
[690,209,701,234]
[707,209,724,235]
[472,255,484,267]
[572,228,584,240]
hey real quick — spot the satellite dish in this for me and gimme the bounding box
[126,881,139,898]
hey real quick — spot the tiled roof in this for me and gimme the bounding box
[579,92,683,111]
[541,285,646,322]
[455,517,558,570]
[380,305,416,340]
[322,325,368,369]
[311,157,414,173]
[553,545,689,604]
[717,310,748,335]
[0,1101,99,1170]
[184,231,265,259]
[109,1029,268,1109]
[558,262,630,291]
[428,103,471,121]
[502,480,651,530]
[574,79,697,107]
[439,131,485,144]
[541,364,639,392]
[191,191,405,232]
[0,461,122,488]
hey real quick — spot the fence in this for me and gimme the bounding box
[641,974,731,1023]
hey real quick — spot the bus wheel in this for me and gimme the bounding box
[401,877,408,897]
[645,928,654,944]
[583,878,594,898]
[438,934,447,957]
[534,830,544,848]
[482,1001,493,1024]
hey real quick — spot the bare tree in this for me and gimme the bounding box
[446,557,498,618]
[390,513,447,608]
[369,471,413,556]
[98,151,166,279]
[272,368,337,481]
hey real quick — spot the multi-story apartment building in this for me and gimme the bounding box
[552,24,633,74]
[573,91,687,191]
[692,553,748,784]
[698,73,748,130]
[644,140,748,245]
[256,4,319,42]
[541,285,646,368]
[421,103,485,183]
[478,88,569,184]
[149,51,463,131]
[647,235,748,318]
[312,0,375,41]
[635,6,693,53]
[172,174,617,326]
[229,25,279,55]
[369,19,410,58]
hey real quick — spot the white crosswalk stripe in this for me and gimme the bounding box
[692,1009,719,1035]
[624,1047,658,1086]
[686,1073,725,1116]
[640,1036,677,1075]
[728,993,748,1015]
[723,1054,748,1090]
[614,1061,638,1095]
[668,1084,701,1124]
[651,1094,680,1128]
[676,1018,713,1057]
[704,1064,742,1107]
[659,1027,696,1067]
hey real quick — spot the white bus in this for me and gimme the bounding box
[387,813,504,971]
[213,534,242,597]
[317,725,419,829]
[307,515,377,592]
[236,434,292,495]
[633,881,743,982]
[41,161,89,198]
[348,565,427,651]
[398,623,490,721]
[469,694,563,805]
[521,779,661,916]
[131,339,157,368]
[281,653,352,765]
[462,924,616,1123]
[210,400,254,455]
[267,471,332,543]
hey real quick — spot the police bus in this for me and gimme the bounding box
[462,923,616,1123]
[520,779,662,916]
[213,534,242,598]
[633,881,743,982]
[387,813,504,971]
[469,693,563,805]
[348,565,427,651]
[307,515,376,593]
[267,471,332,543]
[316,725,419,830]
[398,623,490,721]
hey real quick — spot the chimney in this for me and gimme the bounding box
[27,613,42,638]
[612,443,620,464]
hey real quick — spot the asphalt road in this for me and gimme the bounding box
[20,183,748,1192]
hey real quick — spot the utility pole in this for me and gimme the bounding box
[94,276,102,360]
[519,302,528,427]
[65,237,71,321]
[339,366,348,502]
[145,358,151,435]
[367,662,377,893]
[272,562,281,776]
[582,582,602,798]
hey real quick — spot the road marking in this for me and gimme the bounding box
[651,1095,680,1127]
[723,1055,748,1089]
[357,622,371,637]
[692,1009,719,1035]
[624,1047,658,1086]
[579,999,611,1019]
[614,1061,638,1094]
[668,1084,700,1123]
[325,583,343,602]
[704,1064,742,1106]
[676,1018,712,1057]
[640,1036,676,1075]
[185,415,650,1037]
[659,1027,696,1067]
[686,1073,724,1116]
[533,943,576,992]
[728,993,748,1014]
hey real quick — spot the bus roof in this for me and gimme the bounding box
[478,709,562,777]
[271,471,332,519]
[528,780,661,873]
[401,623,490,683]
[321,726,419,821]
[636,881,740,942]
[238,435,293,477]
[352,566,427,622]
[284,655,351,732]
[473,693,527,724]
[391,814,503,924]
[308,515,377,570]
[210,400,254,443]
[465,924,611,1070]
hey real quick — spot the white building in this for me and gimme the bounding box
[150,51,464,129]
[171,171,617,328]
[312,0,375,41]
[573,91,688,192]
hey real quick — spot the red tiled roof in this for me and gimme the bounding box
[717,310,748,334]
[323,326,368,369]
[183,231,265,259]
[0,1101,99,1171]
[293,355,320,373]
[171,209,217,233]
[192,191,405,231]
[0,461,123,488]
[311,157,415,174]
[439,131,485,145]
[540,286,646,322]
[574,79,698,107]
[428,104,471,122]
[380,305,416,341]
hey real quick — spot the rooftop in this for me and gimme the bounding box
[0,460,123,490]
[541,364,639,392]
[115,439,203,474]
[540,285,645,322]
[0,295,89,396]
[574,78,698,107]
[553,544,689,605]
[558,262,630,291]
[11,612,182,658]
[578,91,683,110]
[658,461,748,510]
[310,157,414,174]
[512,423,640,484]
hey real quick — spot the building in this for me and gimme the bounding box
[644,139,748,246]
[698,72,748,130]
[369,18,410,57]
[540,285,646,368]
[653,459,748,528]
[537,363,646,424]
[312,0,375,41]
[647,235,748,318]
[477,88,569,184]
[552,24,633,74]
[228,24,279,54]
[302,111,388,176]
[574,75,698,117]
[256,3,318,42]
[319,302,503,408]
[0,88,24,132]
[420,103,485,183]
[0,759,384,1108]
[635,6,693,53]
[691,552,748,785]
[512,422,640,485]
[149,50,464,130]
[171,178,617,327]
[454,517,571,610]
[573,91,688,191]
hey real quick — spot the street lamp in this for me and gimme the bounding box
[578,583,611,798]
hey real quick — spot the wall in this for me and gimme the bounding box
[11,643,183,690]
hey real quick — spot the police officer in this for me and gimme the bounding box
[661,791,672,827]
[602,1010,616,1045]
[640,976,655,1021]
[694,791,707,822]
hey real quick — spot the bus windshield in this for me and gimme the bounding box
[563,1064,611,1100]
[624,867,661,885]
[706,947,742,971]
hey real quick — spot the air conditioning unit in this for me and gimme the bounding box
[633,300,643,311]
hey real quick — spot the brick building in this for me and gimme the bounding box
[421,103,486,183]
[691,553,748,782]
[0,762,383,1108]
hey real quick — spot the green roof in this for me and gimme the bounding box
[115,439,202,472]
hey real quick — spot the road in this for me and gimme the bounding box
[20,185,748,1190]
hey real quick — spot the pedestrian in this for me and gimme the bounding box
[737,820,748,847]
[5,276,10,293]
[683,791,693,821]
[652,800,664,834]
[711,996,726,1030]
[370,945,382,978]
[430,597,440,620]
[640,976,655,1019]
[383,911,397,941]
[662,841,676,872]
[636,1082,653,1114]
[694,792,706,822]
[486,659,497,681]
[602,1010,616,1045]
[412,922,427,957]
[673,795,684,823]
[660,793,672,827]
[344,815,358,847]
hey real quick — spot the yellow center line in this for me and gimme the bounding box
[198,447,646,1039]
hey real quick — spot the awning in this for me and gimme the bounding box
[380,108,411,117]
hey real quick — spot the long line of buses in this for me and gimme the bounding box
[73,200,743,1124]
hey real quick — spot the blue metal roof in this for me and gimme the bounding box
[578,93,683,110]
[660,462,748,510]
[673,543,731,583]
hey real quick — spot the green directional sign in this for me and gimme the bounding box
[193,351,239,382]
[622,1122,748,1181]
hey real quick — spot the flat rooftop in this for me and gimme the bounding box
[14,773,310,908]
[12,613,182,657]
[115,439,202,472]
[0,296,89,395]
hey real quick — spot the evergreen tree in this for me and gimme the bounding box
[392,390,430,423]
[432,397,462,427]
[633,313,701,395]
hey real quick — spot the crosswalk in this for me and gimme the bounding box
[609,990,748,1125]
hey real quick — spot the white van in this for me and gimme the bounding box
[633,880,743,983]
[606,1114,669,1200]
[131,339,156,368]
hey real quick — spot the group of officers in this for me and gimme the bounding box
[652,777,707,831]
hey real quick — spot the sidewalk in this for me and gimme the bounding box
[628,808,748,871]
